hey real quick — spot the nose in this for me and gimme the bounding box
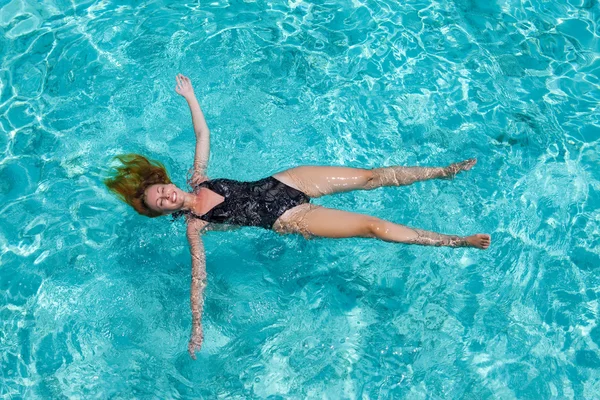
[164,189,176,203]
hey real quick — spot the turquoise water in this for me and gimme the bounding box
[1,0,599,397]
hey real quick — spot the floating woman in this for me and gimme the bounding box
[104,74,491,359]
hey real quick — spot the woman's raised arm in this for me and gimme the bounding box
[186,219,209,359]
[176,74,211,177]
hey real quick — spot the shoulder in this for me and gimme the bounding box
[190,173,209,187]
[189,173,210,193]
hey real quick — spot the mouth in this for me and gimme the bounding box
[171,191,177,203]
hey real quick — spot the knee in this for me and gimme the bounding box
[364,169,378,190]
[364,217,384,238]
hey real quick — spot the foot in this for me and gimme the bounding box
[441,158,477,179]
[465,234,491,249]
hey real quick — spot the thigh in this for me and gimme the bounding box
[272,203,378,240]
[272,166,374,198]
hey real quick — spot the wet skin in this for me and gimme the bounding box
[143,183,198,215]
[144,183,231,219]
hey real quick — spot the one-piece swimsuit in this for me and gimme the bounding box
[192,176,311,229]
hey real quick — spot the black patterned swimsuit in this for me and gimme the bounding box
[192,176,311,229]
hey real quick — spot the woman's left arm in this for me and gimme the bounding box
[186,219,209,359]
[188,96,210,176]
[176,74,211,177]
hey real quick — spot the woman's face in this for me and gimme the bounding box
[144,183,186,215]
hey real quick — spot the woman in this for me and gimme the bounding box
[105,74,491,359]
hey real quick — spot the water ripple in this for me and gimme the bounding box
[1,0,599,397]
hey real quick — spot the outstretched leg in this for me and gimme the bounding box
[272,159,476,198]
[272,166,374,198]
[272,204,491,249]
[367,158,477,189]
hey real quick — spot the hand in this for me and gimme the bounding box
[175,73,195,100]
[188,324,203,360]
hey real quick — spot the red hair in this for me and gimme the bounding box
[104,154,172,217]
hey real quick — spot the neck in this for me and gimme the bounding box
[181,191,199,212]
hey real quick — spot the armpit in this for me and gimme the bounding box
[187,169,209,189]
